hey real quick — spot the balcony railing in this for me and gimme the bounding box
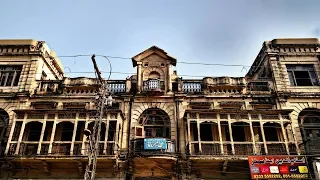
[36,79,126,96]
[7,141,116,157]
[143,79,164,91]
[19,143,38,156]
[266,143,287,155]
[51,143,71,155]
[247,81,270,91]
[182,81,202,93]
[130,138,176,155]
[107,81,126,93]
[35,80,62,95]
[108,81,126,93]
[201,143,221,155]
[187,142,292,156]
[234,143,254,155]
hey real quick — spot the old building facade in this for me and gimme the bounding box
[0,38,319,179]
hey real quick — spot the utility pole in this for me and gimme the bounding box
[84,55,112,180]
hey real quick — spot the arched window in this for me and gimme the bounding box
[143,71,165,91]
[299,112,320,140]
[148,71,160,79]
[298,109,320,154]
[135,108,170,139]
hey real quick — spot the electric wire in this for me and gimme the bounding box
[48,53,311,68]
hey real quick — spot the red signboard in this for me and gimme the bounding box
[248,156,309,179]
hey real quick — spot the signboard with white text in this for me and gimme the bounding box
[144,138,167,150]
[248,156,309,179]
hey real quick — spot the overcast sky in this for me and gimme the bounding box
[1,0,320,79]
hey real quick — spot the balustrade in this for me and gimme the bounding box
[143,79,163,91]
[247,81,270,91]
[187,142,293,156]
[267,143,287,155]
[51,143,72,155]
[200,143,221,155]
[182,82,202,93]
[40,143,50,155]
[108,83,126,93]
[19,142,38,156]
[36,80,126,96]
[35,80,61,95]
[73,142,82,155]
[233,143,254,155]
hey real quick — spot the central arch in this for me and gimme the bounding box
[298,108,320,154]
[135,108,170,139]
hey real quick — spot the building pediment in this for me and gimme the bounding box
[132,46,176,67]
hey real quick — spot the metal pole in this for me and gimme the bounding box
[84,55,110,180]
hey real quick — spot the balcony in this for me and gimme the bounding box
[34,80,62,95]
[143,79,164,92]
[7,141,116,157]
[130,138,176,156]
[19,142,38,156]
[182,80,202,93]
[266,143,287,155]
[187,142,292,156]
[234,143,254,155]
[247,81,270,92]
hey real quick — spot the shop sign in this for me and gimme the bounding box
[144,138,167,150]
[248,156,309,179]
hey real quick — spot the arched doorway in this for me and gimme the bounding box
[298,108,320,154]
[135,108,170,139]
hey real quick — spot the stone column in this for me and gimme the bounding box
[5,120,16,155]
[187,115,192,155]
[81,113,89,155]
[228,114,235,155]
[15,113,27,155]
[167,64,172,93]
[196,113,202,153]
[103,113,110,154]
[259,114,268,154]
[118,113,123,147]
[114,113,121,154]
[176,100,185,157]
[137,62,142,92]
[37,113,47,154]
[121,98,130,150]
[248,114,256,154]
[279,114,289,154]
[217,114,224,155]
[48,113,58,154]
[70,113,79,155]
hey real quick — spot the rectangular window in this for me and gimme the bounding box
[145,128,152,137]
[0,65,23,87]
[155,128,163,137]
[286,64,319,86]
